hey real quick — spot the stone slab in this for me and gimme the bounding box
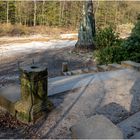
[121,61,140,71]
[97,65,108,72]
[88,66,98,72]
[70,115,123,139]
[71,69,83,75]
[0,85,20,103]
[48,73,96,96]
[108,63,123,70]
[0,73,95,104]
[117,111,140,138]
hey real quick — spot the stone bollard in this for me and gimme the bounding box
[62,62,68,73]
[15,64,53,123]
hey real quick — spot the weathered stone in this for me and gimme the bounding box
[62,72,67,76]
[71,69,83,75]
[121,61,140,71]
[108,63,123,70]
[97,65,109,72]
[70,115,123,139]
[75,0,95,50]
[66,71,72,76]
[15,64,52,123]
[88,66,98,72]
[82,68,89,73]
[62,62,68,73]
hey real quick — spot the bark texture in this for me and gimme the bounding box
[75,0,95,50]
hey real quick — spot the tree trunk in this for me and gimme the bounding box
[33,0,37,26]
[75,0,96,50]
[41,0,45,25]
[6,1,9,25]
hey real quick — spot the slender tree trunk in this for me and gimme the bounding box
[6,1,9,25]
[75,0,96,50]
[34,0,37,26]
[61,1,65,24]
[41,0,45,25]
[19,1,22,25]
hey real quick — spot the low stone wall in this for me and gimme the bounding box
[62,64,123,76]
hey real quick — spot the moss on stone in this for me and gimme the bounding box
[15,65,52,123]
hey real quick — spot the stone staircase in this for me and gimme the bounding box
[62,63,124,76]
[62,61,140,76]
[64,60,140,139]
[1,60,140,138]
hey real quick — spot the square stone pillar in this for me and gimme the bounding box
[15,64,53,123]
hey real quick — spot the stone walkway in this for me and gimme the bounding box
[28,68,140,139]
[1,68,140,138]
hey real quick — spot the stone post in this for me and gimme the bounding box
[15,64,52,123]
[62,62,68,73]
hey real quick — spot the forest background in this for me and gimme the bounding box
[0,1,140,36]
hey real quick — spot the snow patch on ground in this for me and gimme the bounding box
[60,33,78,39]
[0,40,76,58]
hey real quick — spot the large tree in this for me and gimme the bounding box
[75,0,96,50]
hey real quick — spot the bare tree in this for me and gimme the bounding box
[6,1,9,25]
[34,0,37,26]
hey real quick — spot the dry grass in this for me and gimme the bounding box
[116,23,134,39]
[0,23,77,45]
[0,23,77,37]
[0,23,30,36]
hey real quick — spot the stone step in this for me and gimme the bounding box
[63,67,98,76]
[97,64,123,72]
[108,64,123,70]
[88,66,98,72]
[70,115,123,139]
[97,65,108,72]
[121,61,140,71]
[63,64,122,76]
[48,73,96,96]
[71,69,83,75]
[0,73,96,104]
[117,111,140,138]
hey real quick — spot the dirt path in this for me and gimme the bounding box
[0,39,94,88]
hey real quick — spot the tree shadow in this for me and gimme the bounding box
[96,102,130,124]
[95,72,140,139]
